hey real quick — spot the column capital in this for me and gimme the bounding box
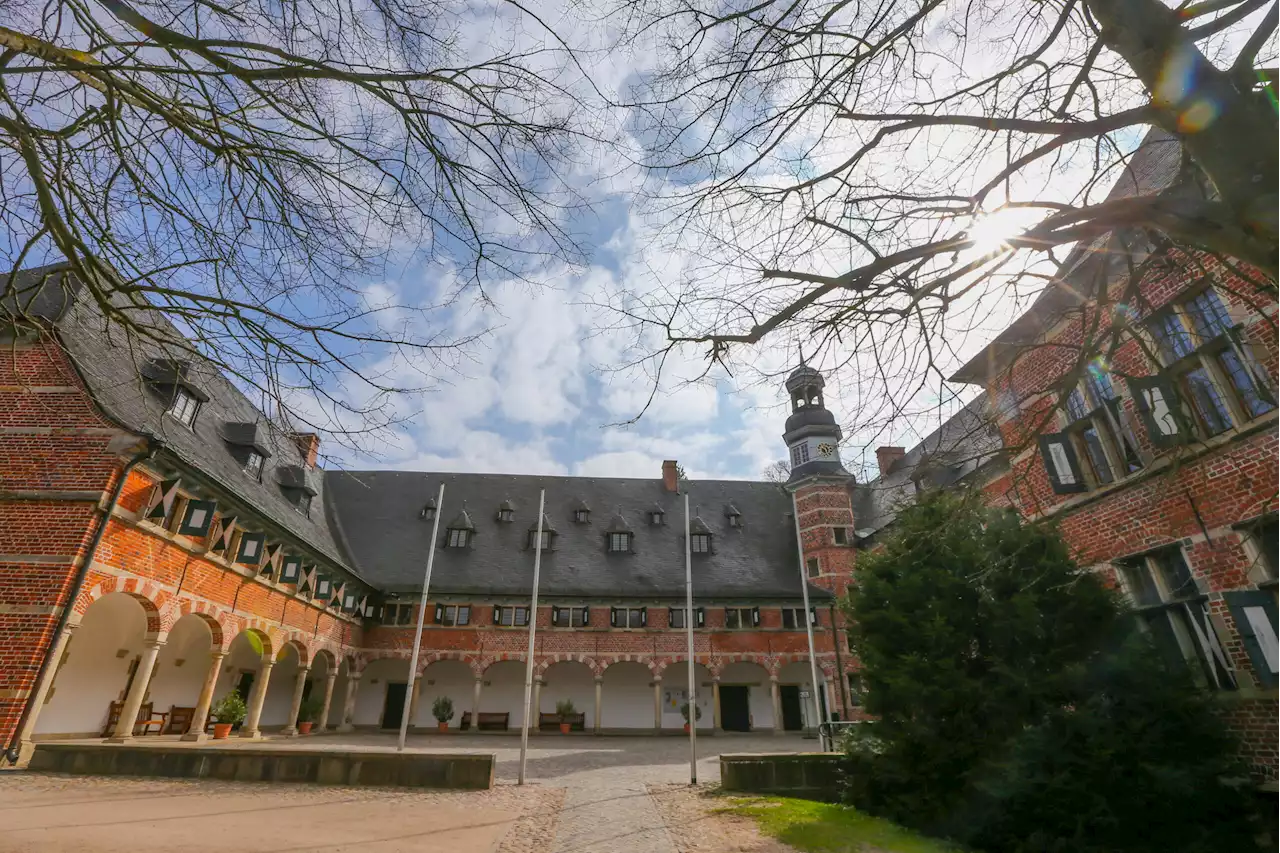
[209,649,227,660]
[297,664,311,674]
[769,674,779,683]
[144,637,166,650]
[594,675,603,684]
[325,669,339,682]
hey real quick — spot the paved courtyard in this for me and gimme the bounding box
[4,733,815,852]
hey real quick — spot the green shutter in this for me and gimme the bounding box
[1128,375,1191,447]
[1223,591,1279,687]
[1038,433,1087,494]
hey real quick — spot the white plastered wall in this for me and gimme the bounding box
[777,660,826,729]
[259,644,302,728]
[353,658,410,727]
[146,615,214,717]
[479,660,530,728]
[213,631,267,707]
[659,663,715,730]
[540,661,595,727]
[414,660,474,728]
[601,662,654,729]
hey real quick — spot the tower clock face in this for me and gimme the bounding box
[816,442,836,458]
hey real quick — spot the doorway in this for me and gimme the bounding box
[779,685,803,731]
[720,685,751,731]
[381,682,407,729]
[235,671,255,702]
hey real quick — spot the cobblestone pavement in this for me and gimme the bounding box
[17,732,814,852]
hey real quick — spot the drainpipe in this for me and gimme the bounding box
[4,436,158,763]
[829,602,848,719]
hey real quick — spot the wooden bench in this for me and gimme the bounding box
[101,701,167,737]
[475,712,510,731]
[164,706,195,735]
[539,712,586,732]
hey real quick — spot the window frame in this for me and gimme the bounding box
[832,527,848,546]
[1117,548,1235,690]
[437,604,471,627]
[1056,374,1145,491]
[690,533,712,554]
[1143,286,1275,441]
[244,450,264,481]
[495,605,530,627]
[166,387,201,427]
[382,602,414,626]
[669,607,686,629]
[723,606,757,630]
[806,557,820,578]
[789,441,810,468]
[607,532,633,553]
[446,528,470,548]
[529,529,552,550]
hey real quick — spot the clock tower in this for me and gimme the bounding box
[782,362,857,596]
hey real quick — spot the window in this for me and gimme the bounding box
[1143,287,1275,440]
[806,557,820,578]
[436,604,470,626]
[650,511,664,525]
[724,606,757,629]
[166,387,200,427]
[497,504,514,522]
[669,608,686,629]
[446,528,470,548]
[495,605,529,627]
[1118,548,1234,689]
[608,532,632,553]
[847,673,863,707]
[574,509,590,523]
[690,533,712,553]
[789,442,810,467]
[1049,370,1145,492]
[782,607,814,630]
[727,510,741,528]
[297,492,312,517]
[611,607,646,628]
[832,527,848,545]
[244,451,264,481]
[383,603,414,626]
[529,530,552,550]
[553,606,589,627]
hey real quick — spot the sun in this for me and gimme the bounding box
[964,208,1035,257]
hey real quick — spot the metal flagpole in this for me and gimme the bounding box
[684,491,697,784]
[399,483,445,751]
[789,490,829,739]
[518,489,547,785]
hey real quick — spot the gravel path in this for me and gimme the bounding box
[649,783,797,853]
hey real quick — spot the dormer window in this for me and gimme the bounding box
[726,505,741,528]
[649,506,665,526]
[444,507,475,548]
[691,533,712,553]
[245,450,264,481]
[447,528,470,548]
[420,502,436,520]
[605,509,633,553]
[573,499,591,524]
[608,532,633,553]
[530,529,552,550]
[298,492,312,517]
[497,499,515,523]
[167,387,201,427]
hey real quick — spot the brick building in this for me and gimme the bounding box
[856,132,1278,786]
[1,267,859,760]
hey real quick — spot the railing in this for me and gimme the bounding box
[817,720,864,752]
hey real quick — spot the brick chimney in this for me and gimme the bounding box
[875,446,906,478]
[290,432,321,468]
[662,460,679,492]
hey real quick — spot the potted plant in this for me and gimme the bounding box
[556,699,576,734]
[210,691,247,739]
[432,696,455,732]
[297,694,323,735]
[680,701,702,733]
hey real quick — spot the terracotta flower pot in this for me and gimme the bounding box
[559,722,571,734]
[438,721,449,732]
[298,722,314,735]
[213,723,233,740]
[683,723,690,733]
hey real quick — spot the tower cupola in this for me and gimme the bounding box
[782,361,849,485]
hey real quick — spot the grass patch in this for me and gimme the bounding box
[713,794,959,853]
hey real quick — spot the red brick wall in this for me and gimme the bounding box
[980,250,1279,781]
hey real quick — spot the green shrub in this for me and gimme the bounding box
[298,693,324,724]
[210,691,247,726]
[555,699,576,721]
[432,695,455,723]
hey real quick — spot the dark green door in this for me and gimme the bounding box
[720,686,751,731]
[382,682,407,729]
[780,685,803,731]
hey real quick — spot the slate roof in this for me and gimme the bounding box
[852,393,1003,537]
[4,265,359,578]
[324,470,833,601]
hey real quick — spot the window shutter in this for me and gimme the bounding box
[552,606,561,627]
[640,607,648,627]
[610,607,618,627]
[751,606,760,626]
[493,605,501,625]
[695,607,705,627]
[1037,433,1088,494]
[668,607,677,625]
[810,606,818,626]
[434,603,444,623]
[581,607,590,626]
[1127,375,1191,447]
[178,499,217,537]
[1224,591,1279,687]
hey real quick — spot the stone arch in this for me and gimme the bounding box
[658,656,716,680]
[279,635,310,667]
[598,655,657,678]
[418,651,483,677]
[228,625,274,661]
[533,653,597,677]
[482,653,527,675]
[73,578,164,638]
[311,647,338,674]
[769,653,836,680]
[710,654,771,679]
[160,600,227,652]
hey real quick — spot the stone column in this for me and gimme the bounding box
[337,673,361,732]
[652,677,663,733]
[407,677,423,731]
[471,677,483,730]
[712,678,722,731]
[106,638,164,743]
[281,664,311,736]
[239,657,275,738]
[770,676,784,736]
[16,623,79,750]
[182,650,226,742]
[531,678,543,735]
[317,670,338,733]
[593,676,603,735]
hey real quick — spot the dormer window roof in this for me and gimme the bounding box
[142,358,209,426]
[649,504,665,525]
[606,509,633,553]
[689,512,713,554]
[573,499,591,523]
[497,498,515,523]
[445,507,475,548]
[419,497,437,520]
[725,504,742,527]
[528,514,556,550]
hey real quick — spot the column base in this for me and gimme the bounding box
[281,728,298,737]
[772,728,785,736]
[102,735,132,744]
[238,729,262,739]
[180,732,208,743]
[336,724,354,733]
